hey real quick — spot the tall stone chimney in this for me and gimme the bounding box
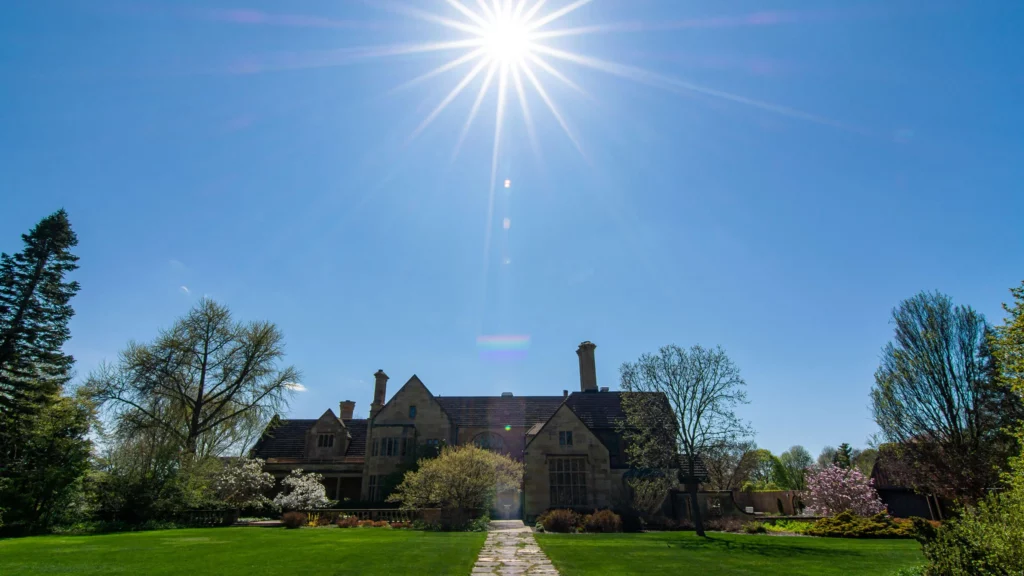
[576,341,598,393]
[369,370,388,420]
[338,400,355,421]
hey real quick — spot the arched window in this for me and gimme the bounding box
[472,432,505,452]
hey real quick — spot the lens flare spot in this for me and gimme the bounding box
[477,334,530,361]
[504,179,511,188]
[503,218,511,230]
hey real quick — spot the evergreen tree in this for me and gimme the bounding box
[833,443,854,469]
[0,209,80,418]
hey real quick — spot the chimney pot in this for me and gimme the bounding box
[576,341,598,393]
[338,400,355,420]
[563,390,568,398]
[600,387,609,393]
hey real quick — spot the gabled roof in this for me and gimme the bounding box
[251,418,369,460]
[435,396,566,427]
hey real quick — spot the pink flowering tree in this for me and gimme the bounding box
[804,464,886,516]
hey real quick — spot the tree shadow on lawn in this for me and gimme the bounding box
[663,535,874,560]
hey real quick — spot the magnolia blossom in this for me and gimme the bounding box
[214,457,275,508]
[804,464,886,517]
[273,469,332,511]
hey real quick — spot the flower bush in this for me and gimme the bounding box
[336,516,359,528]
[272,469,331,511]
[804,464,886,517]
[213,457,274,510]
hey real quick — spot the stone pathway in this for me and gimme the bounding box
[471,520,559,576]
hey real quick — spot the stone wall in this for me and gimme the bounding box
[522,405,612,521]
[304,410,348,460]
[454,425,530,460]
[361,376,453,500]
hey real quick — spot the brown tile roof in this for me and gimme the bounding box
[434,396,566,428]
[251,418,368,460]
[564,391,628,429]
[344,419,368,457]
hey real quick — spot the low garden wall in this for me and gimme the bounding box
[297,508,438,523]
[173,510,240,527]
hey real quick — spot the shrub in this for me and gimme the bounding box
[742,521,767,534]
[281,512,306,529]
[390,521,412,529]
[372,520,390,528]
[358,519,376,527]
[704,516,745,533]
[538,509,580,533]
[919,491,1024,576]
[386,445,522,530]
[336,516,359,528]
[764,519,812,534]
[804,511,925,538]
[582,510,622,533]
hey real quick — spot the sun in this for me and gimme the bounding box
[480,12,533,65]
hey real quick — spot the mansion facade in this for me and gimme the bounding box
[252,341,644,520]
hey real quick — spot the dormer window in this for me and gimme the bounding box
[317,434,335,448]
[409,405,417,419]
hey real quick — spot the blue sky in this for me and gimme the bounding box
[2,0,1022,458]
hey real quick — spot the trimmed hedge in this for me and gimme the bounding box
[805,511,936,539]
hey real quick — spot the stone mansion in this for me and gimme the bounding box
[252,341,650,520]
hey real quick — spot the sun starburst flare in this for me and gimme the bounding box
[353,0,862,305]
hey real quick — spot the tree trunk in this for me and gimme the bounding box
[688,480,705,537]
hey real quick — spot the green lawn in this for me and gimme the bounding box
[536,531,924,576]
[0,527,486,576]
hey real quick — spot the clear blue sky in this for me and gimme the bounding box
[2,1,1022,458]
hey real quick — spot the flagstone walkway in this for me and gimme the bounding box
[471,520,559,576]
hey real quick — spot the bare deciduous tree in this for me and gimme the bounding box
[702,439,758,491]
[871,291,1023,502]
[620,344,751,537]
[87,299,298,458]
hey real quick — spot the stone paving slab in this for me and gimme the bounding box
[471,521,559,576]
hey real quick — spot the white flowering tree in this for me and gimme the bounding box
[805,464,886,517]
[214,457,275,509]
[272,469,332,511]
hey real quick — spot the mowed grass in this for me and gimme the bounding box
[536,531,924,576]
[0,527,486,576]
